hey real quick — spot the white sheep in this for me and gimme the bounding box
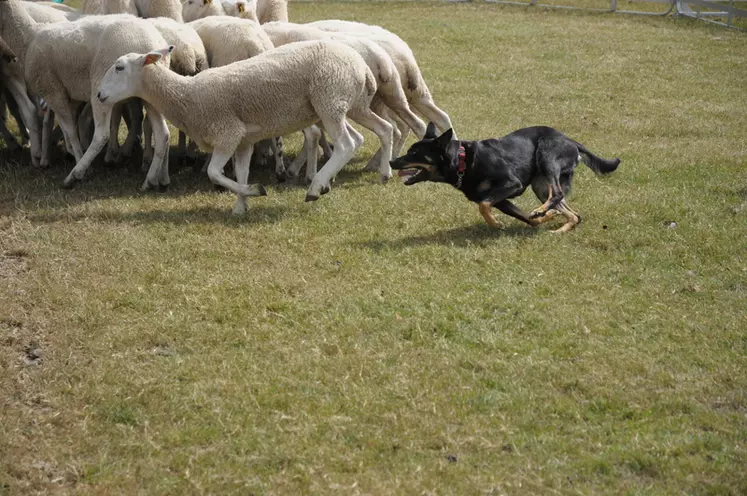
[23,13,174,189]
[255,0,287,23]
[261,21,426,182]
[141,16,208,168]
[187,15,285,178]
[220,0,258,23]
[96,39,394,213]
[102,0,183,21]
[184,0,285,23]
[22,0,80,21]
[182,0,225,23]
[307,20,456,167]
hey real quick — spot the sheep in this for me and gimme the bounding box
[22,12,174,189]
[102,0,183,21]
[0,37,22,151]
[22,0,80,21]
[0,0,55,166]
[182,0,226,23]
[307,20,456,167]
[187,15,285,178]
[261,21,426,182]
[255,0,287,23]
[95,39,394,213]
[220,0,258,23]
[81,0,104,14]
[140,16,208,168]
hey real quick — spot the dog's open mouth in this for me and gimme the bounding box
[397,167,426,185]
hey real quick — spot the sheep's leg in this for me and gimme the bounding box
[40,109,55,168]
[62,102,111,188]
[288,126,320,182]
[50,102,85,166]
[105,103,123,163]
[177,130,187,166]
[410,95,456,139]
[304,126,322,185]
[77,102,93,151]
[363,128,401,173]
[206,149,266,202]
[121,100,143,158]
[0,95,21,152]
[318,131,333,162]
[306,119,356,201]
[5,77,42,166]
[349,108,394,184]
[142,104,171,190]
[287,145,307,179]
[3,88,28,148]
[271,136,286,182]
[142,115,153,172]
[232,144,254,215]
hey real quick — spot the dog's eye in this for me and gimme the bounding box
[115,66,124,72]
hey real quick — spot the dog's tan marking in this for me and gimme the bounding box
[530,209,557,226]
[479,202,500,227]
[530,185,555,218]
[551,200,580,233]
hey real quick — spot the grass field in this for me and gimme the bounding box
[1,1,746,494]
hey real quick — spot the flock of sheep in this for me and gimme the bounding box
[0,0,456,213]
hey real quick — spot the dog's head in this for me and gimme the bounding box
[390,122,454,186]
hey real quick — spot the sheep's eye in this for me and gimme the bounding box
[115,66,124,72]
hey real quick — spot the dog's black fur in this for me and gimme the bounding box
[389,123,620,232]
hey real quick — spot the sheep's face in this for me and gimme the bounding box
[97,48,174,105]
[97,54,141,105]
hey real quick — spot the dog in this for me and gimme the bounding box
[389,123,620,233]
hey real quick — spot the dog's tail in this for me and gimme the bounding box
[576,143,621,175]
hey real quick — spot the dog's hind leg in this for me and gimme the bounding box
[550,199,581,233]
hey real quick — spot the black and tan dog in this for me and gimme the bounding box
[390,123,620,233]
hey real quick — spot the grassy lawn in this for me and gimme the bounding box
[1,1,746,494]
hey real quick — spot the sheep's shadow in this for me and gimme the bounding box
[360,223,539,251]
[27,204,290,227]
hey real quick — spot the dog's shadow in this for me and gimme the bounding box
[361,223,539,251]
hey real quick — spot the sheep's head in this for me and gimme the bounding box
[221,0,258,21]
[97,47,174,105]
[182,0,214,22]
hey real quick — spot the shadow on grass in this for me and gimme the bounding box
[0,147,377,215]
[361,223,538,250]
[27,204,291,227]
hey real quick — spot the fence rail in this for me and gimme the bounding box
[444,0,747,29]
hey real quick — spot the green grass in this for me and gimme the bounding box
[1,2,746,494]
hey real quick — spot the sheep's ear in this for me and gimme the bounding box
[203,0,212,5]
[424,122,437,140]
[143,46,175,66]
[435,128,453,149]
[237,1,245,13]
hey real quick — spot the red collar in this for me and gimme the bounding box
[455,145,467,188]
[457,145,467,173]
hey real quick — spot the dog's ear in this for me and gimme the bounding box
[424,122,437,140]
[435,128,453,149]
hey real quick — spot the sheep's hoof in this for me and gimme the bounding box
[157,183,170,193]
[61,176,78,189]
[380,174,391,185]
[275,171,287,183]
[305,193,319,202]
[243,184,267,197]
